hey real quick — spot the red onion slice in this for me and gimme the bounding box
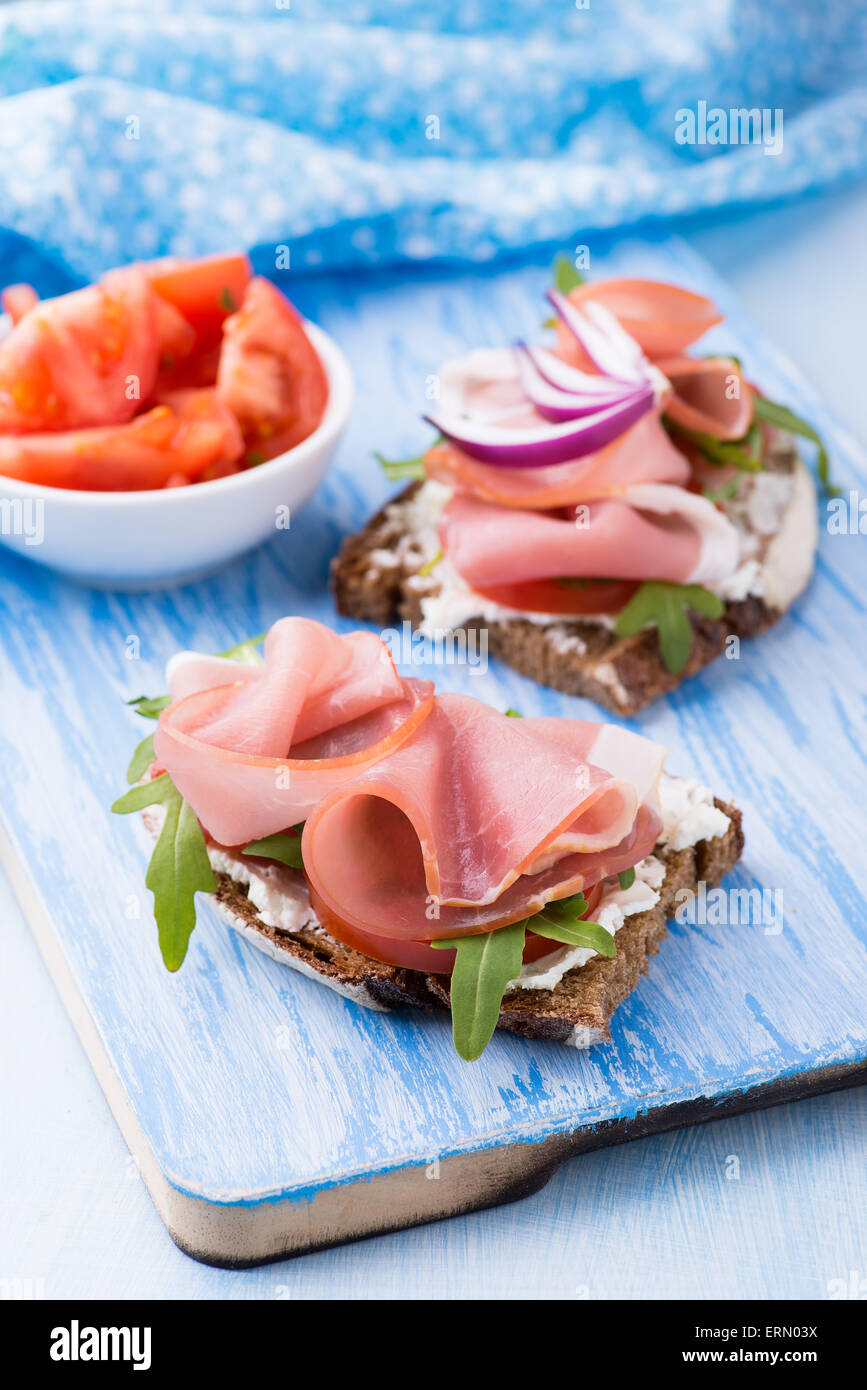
[517,342,633,399]
[582,300,648,378]
[424,387,655,468]
[514,344,647,423]
[547,289,645,385]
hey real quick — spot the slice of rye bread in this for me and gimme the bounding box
[331,444,810,716]
[207,799,743,1047]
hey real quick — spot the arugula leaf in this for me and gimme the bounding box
[218,632,267,664]
[374,438,441,482]
[752,394,837,495]
[530,914,615,957]
[525,891,615,956]
[614,581,724,675]
[127,693,170,719]
[534,889,588,918]
[126,732,156,784]
[418,548,443,578]
[552,254,586,294]
[111,774,216,970]
[111,776,173,815]
[431,920,527,1062]
[665,419,763,472]
[618,867,636,891]
[504,707,523,718]
[242,828,305,870]
[116,633,269,969]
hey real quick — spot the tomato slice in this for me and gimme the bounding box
[0,267,159,433]
[470,576,639,616]
[144,252,252,346]
[1,283,39,325]
[216,276,328,462]
[0,387,243,490]
[308,879,607,974]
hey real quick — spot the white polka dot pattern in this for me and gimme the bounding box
[0,1,865,276]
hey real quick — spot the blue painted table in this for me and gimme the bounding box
[1,191,866,1285]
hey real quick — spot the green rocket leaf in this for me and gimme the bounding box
[431,920,527,1062]
[111,774,216,971]
[242,828,305,870]
[615,581,724,674]
[752,394,837,495]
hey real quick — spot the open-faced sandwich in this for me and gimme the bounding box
[333,262,827,714]
[113,617,743,1060]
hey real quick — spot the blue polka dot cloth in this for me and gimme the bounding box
[0,0,866,280]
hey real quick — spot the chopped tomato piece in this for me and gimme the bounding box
[0,388,243,491]
[152,294,196,372]
[216,276,328,461]
[0,266,159,433]
[1,283,39,325]
[469,576,639,616]
[144,252,252,347]
[153,341,222,394]
[308,880,606,974]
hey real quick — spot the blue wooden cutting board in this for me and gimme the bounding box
[1,231,865,1265]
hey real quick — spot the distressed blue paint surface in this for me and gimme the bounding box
[0,230,865,1209]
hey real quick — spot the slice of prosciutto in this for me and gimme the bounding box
[153,618,434,844]
[424,413,690,508]
[554,279,722,364]
[302,697,665,946]
[438,483,740,590]
[655,355,753,442]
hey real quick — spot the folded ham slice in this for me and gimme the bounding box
[438,483,739,590]
[302,696,665,943]
[154,618,434,844]
[554,279,722,364]
[656,355,753,442]
[165,618,404,751]
[424,413,690,508]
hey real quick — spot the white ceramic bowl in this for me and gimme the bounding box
[0,322,353,588]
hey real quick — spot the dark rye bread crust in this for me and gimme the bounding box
[211,799,743,1045]
[331,482,780,715]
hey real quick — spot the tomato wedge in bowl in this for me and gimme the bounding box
[0,256,354,586]
[0,317,353,587]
